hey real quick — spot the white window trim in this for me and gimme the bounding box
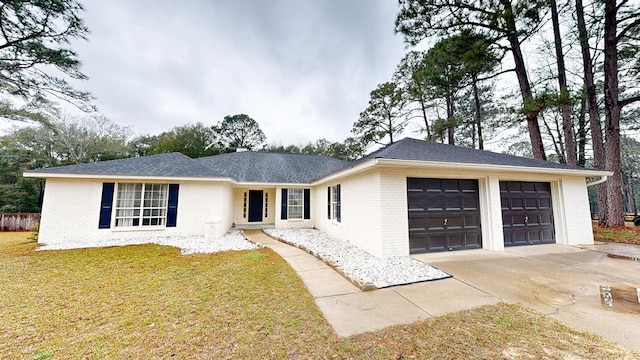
[113,183,169,228]
[331,186,338,221]
[287,188,304,220]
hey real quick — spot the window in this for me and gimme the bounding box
[115,183,168,227]
[287,188,304,220]
[329,184,341,222]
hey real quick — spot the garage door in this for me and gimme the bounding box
[407,178,482,253]
[500,181,554,246]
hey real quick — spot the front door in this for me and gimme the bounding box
[248,190,263,222]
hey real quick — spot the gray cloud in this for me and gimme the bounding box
[69,0,406,145]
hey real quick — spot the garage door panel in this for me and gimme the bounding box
[408,178,482,254]
[500,181,555,246]
[445,197,462,210]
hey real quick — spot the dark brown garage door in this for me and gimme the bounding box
[500,181,554,246]
[407,178,482,254]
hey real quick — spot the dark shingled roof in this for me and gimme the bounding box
[356,138,593,171]
[28,151,350,183]
[194,151,349,183]
[27,153,218,178]
[27,138,598,181]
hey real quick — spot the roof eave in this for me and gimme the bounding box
[23,172,237,183]
[373,158,613,177]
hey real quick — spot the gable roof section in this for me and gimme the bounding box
[25,151,349,184]
[357,138,596,171]
[194,151,348,183]
[26,152,219,178]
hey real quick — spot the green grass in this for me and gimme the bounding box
[593,225,640,245]
[1,232,638,359]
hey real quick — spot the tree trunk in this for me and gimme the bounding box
[603,0,624,227]
[576,0,608,225]
[551,0,577,165]
[577,91,587,167]
[419,96,431,139]
[472,74,484,150]
[623,173,635,214]
[542,115,563,162]
[501,0,546,160]
[446,94,455,145]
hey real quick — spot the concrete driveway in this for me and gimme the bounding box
[413,244,640,351]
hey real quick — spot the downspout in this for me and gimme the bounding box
[587,176,608,187]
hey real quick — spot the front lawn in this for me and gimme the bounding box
[593,225,640,245]
[1,232,637,359]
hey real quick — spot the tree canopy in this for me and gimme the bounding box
[0,0,92,125]
[213,114,266,152]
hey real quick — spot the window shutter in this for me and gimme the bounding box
[336,184,341,223]
[167,184,179,227]
[281,188,288,220]
[327,186,331,219]
[98,183,115,229]
[303,188,310,220]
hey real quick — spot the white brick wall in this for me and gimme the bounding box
[313,169,383,257]
[38,178,231,246]
[556,177,594,245]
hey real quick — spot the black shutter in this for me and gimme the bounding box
[98,183,115,229]
[327,186,331,219]
[336,184,341,222]
[281,188,288,220]
[304,188,310,220]
[167,184,179,227]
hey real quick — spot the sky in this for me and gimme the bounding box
[66,0,408,146]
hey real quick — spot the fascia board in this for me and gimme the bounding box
[22,172,237,184]
[373,158,613,177]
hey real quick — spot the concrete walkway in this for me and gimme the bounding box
[245,230,640,351]
[243,230,499,336]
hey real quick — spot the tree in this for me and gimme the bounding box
[143,123,218,158]
[213,114,266,152]
[352,82,408,147]
[299,137,365,161]
[0,115,132,211]
[550,0,577,165]
[600,0,640,226]
[0,0,92,125]
[576,0,608,224]
[393,51,435,139]
[396,0,549,159]
[53,116,131,164]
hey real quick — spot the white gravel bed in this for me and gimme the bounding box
[264,228,450,288]
[37,230,259,254]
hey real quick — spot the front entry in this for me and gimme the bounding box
[248,190,263,222]
[407,178,482,253]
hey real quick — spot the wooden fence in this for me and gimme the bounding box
[0,213,40,231]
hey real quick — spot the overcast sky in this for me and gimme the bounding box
[67,1,407,145]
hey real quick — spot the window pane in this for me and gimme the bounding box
[114,183,168,227]
[288,189,304,219]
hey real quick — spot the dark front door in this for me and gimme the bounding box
[248,190,263,222]
[407,178,482,254]
[500,181,554,246]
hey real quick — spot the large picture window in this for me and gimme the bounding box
[287,188,304,220]
[115,183,168,227]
